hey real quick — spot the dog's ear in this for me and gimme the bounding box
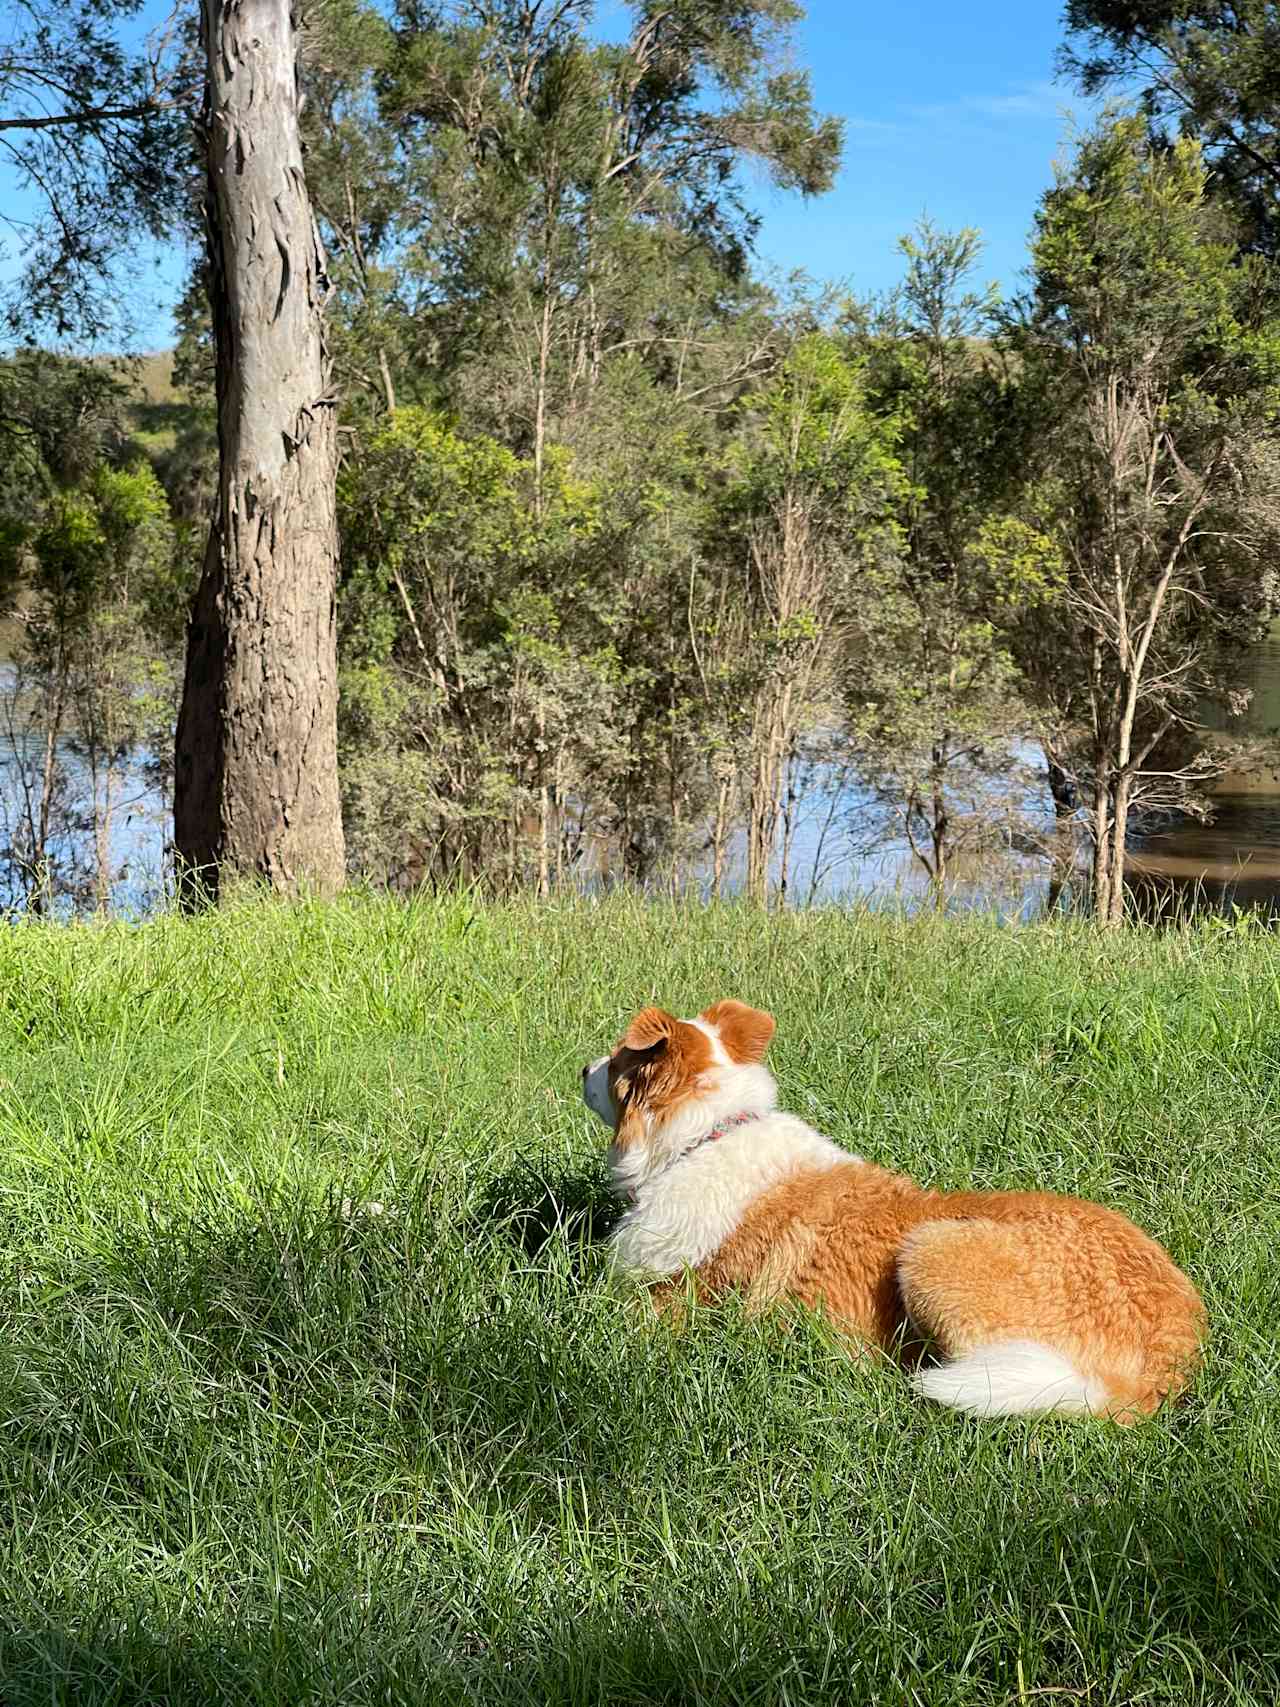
[613,1006,684,1153]
[700,1000,775,1064]
[620,1006,680,1054]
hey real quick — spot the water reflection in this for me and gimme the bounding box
[0,664,167,916]
[1128,798,1280,918]
[1127,619,1280,916]
[7,629,1280,916]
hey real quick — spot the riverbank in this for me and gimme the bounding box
[0,894,1275,1703]
[6,596,1280,914]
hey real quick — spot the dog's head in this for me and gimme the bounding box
[582,1000,777,1185]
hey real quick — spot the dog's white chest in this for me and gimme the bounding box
[610,1167,742,1276]
[608,1116,849,1279]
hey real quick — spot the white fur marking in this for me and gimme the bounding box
[608,1107,850,1277]
[583,1057,616,1129]
[583,1013,855,1282]
[687,1016,733,1067]
[912,1340,1110,1417]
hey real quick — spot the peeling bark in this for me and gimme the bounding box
[174,0,345,902]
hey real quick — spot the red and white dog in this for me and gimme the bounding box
[582,1000,1205,1420]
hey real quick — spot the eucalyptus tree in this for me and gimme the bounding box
[173,0,346,902]
[845,225,1047,899]
[1063,0,1280,255]
[708,327,903,904]
[326,0,846,889]
[377,0,841,470]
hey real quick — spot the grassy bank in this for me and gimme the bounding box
[0,894,1277,1704]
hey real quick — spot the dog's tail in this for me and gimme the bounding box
[912,1340,1109,1418]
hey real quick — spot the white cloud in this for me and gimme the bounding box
[959,80,1069,120]
[841,115,912,146]
[909,79,1087,130]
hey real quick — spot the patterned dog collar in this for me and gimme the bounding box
[655,1110,761,1181]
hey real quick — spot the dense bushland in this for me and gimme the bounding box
[4,1,1280,915]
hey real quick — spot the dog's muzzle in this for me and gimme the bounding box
[582,1056,617,1128]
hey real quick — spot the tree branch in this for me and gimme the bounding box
[0,100,166,133]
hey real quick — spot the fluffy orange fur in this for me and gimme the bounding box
[655,1159,1204,1419]
[619,1003,1205,1422]
[607,1007,718,1155]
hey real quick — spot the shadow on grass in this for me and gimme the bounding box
[8,1192,1267,1707]
[0,1178,645,1510]
[2,1478,1279,1705]
[470,1157,623,1264]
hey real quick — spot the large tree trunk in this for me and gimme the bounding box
[173,0,345,903]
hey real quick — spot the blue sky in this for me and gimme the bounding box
[5,0,1093,350]
[744,0,1092,304]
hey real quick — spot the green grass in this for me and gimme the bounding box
[0,893,1277,1705]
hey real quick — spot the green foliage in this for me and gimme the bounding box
[15,1,1280,917]
[32,493,104,605]
[1062,0,1280,257]
[28,461,182,789]
[32,464,171,617]
[733,331,903,504]
[1017,115,1280,665]
[841,223,1041,889]
[0,350,136,495]
[296,0,850,894]
[968,515,1064,609]
[0,0,193,339]
[337,408,654,886]
[295,0,837,430]
[0,378,188,911]
[699,321,906,899]
[1006,115,1280,919]
[1030,120,1240,364]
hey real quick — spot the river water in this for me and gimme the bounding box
[1126,622,1280,916]
[5,635,1280,916]
[0,663,168,915]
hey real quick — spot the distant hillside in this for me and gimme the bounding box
[128,351,178,405]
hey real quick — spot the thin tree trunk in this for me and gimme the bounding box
[1091,765,1111,921]
[174,0,346,904]
[747,677,794,907]
[34,703,61,914]
[32,630,70,915]
[1106,771,1134,926]
[552,748,562,890]
[930,747,948,906]
[712,773,730,899]
[746,732,780,906]
[778,738,800,907]
[537,783,550,898]
[378,348,397,416]
[532,176,559,524]
[805,761,849,908]
[533,288,553,522]
[92,755,114,915]
[536,697,549,901]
